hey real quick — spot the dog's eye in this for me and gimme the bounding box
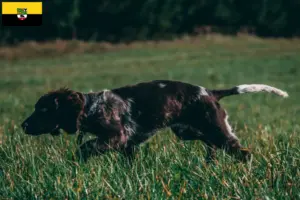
[40,108,48,112]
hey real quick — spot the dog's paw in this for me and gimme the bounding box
[238,148,252,163]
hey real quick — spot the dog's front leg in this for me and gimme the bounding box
[76,138,111,162]
[76,132,129,162]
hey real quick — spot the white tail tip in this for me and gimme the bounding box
[237,84,289,98]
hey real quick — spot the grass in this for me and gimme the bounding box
[0,35,299,199]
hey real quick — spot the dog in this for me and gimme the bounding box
[21,80,288,162]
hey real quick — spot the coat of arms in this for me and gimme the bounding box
[17,8,27,20]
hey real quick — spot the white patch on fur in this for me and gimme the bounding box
[124,124,135,136]
[223,111,238,140]
[158,83,166,88]
[123,99,137,139]
[198,86,209,96]
[237,84,288,98]
[88,101,99,115]
[101,89,110,101]
[88,90,110,116]
[127,98,134,103]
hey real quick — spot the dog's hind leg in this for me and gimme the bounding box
[170,124,217,162]
[218,115,251,162]
[184,100,251,162]
[170,124,204,140]
[212,134,251,163]
[201,106,251,162]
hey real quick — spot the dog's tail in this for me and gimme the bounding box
[211,84,289,100]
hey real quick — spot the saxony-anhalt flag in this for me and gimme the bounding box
[2,2,42,26]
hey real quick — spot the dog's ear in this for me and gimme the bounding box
[55,90,85,134]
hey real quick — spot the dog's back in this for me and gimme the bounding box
[111,80,206,130]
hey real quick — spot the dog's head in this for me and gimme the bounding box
[21,88,85,136]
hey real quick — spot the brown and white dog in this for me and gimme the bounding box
[21,80,288,162]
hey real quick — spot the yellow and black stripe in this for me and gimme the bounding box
[2,2,42,26]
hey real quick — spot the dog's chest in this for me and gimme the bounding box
[80,100,107,132]
[80,99,132,134]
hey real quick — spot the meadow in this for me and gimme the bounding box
[0,35,299,199]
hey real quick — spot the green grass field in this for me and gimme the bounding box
[0,35,299,199]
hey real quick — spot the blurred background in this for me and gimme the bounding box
[1,0,300,44]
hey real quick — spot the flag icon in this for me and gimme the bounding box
[2,2,42,26]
